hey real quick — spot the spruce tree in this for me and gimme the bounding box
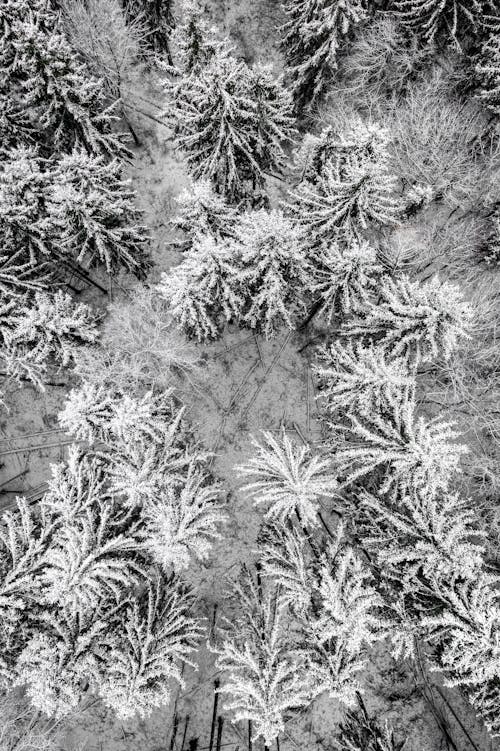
[156,234,245,341]
[393,0,500,49]
[171,180,238,251]
[232,209,310,338]
[281,0,368,112]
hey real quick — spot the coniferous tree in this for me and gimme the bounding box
[289,121,401,242]
[1,0,124,155]
[238,429,337,527]
[346,274,473,366]
[336,695,404,751]
[477,34,500,116]
[97,575,202,719]
[123,0,175,58]
[392,0,500,49]
[281,0,368,112]
[214,567,312,746]
[50,149,150,276]
[232,209,310,338]
[156,234,245,341]
[171,180,238,251]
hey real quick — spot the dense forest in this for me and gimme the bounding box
[1,0,500,749]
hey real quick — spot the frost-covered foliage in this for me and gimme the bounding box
[0,446,204,719]
[336,695,404,751]
[0,0,124,155]
[171,180,238,250]
[123,0,174,56]
[334,395,467,499]
[143,461,226,572]
[347,275,473,365]
[257,525,383,708]
[172,0,223,74]
[289,120,401,241]
[156,234,244,341]
[50,150,150,275]
[214,567,311,745]
[1,290,98,389]
[232,209,309,338]
[97,576,201,719]
[0,146,149,277]
[477,34,500,116]
[392,0,499,49]
[238,429,337,527]
[281,0,368,111]
[168,42,295,202]
[311,239,382,322]
[314,340,414,417]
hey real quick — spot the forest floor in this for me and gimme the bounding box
[1,1,499,750]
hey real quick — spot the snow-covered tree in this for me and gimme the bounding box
[169,47,295,202]
[289,122,401,241]
[232,209,309,338]
[334,395,468,500]
[59,383,183,447]
[156,234,245,341]
[143,461,226,572]
[1,0,124,155]
[363,489,485,583]
[171,180,238,250]
[0,249,47,298]
[280,0,368,111]
[314,340,414,418]
[214,567,311,746]
[477,34,500,116]
[300,537,383,705]
[171,0,223,74]
[3,290,98,371]
[16,606,106,717]
[238,429,337,527]
[50,149,150,276]
[0,146,55,266]
[249,64,297,177]
[336,696,404,751]
[259,521,313,614]
[393,0,499,49]
[1,290,98,388]
[310,239,382,323]
[0,500,52,685]
[347,275,473,366]
[97,575,202,719]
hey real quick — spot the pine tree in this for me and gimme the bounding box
[143,461,226,572]
[281,0,368,111]
[1,0,124,155]
[233,209,309,338]
[311,239,382,323]
[392,0,499,49]
[171,0,223,75]
[238,429,337,527]
[171,180,238,251]
[97,575,202,719]
[477,34,500,116]
[50,149,150,276]
[289,122,401,242]
[214,567,312,746]
[347,275,473,366]
[314,340,414,417]
[156,234,245,342]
